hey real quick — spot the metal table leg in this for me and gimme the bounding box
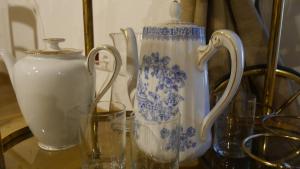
[82,0,94,54]
[0,132,6,169]
[263,0,286,115]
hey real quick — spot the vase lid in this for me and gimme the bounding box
[143,0,205,42]
[142,1,205,41]
[147,1,202,28]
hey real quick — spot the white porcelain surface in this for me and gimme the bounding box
[129,25,244,162]
[124,2,244,161]
[14,54,93,150]
[0,39,122,150]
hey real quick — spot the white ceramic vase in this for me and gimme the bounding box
[0,38,121,150]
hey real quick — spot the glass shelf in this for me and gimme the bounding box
[3,133,255,169]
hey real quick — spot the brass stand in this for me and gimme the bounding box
[213,64,300,114]
[2,127,32,152]
[242,133,300,168]
[263,0,286,115]
[0,132,5,169]
[82,0,94,54]
[261,0,286,158]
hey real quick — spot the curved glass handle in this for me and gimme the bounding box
[86,45,122,105]
[197,30,244,140]
[121,28,139,107]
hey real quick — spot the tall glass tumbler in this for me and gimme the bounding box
[131,114,181,169]
[213,97,256,158]
[109,32,142,168]
[80,101,126,169]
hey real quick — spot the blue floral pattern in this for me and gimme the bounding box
[136,52,198,152]
[136,52,187,122]
[179,127,197,151]
[160,127,197,152]
[143,26,205,41]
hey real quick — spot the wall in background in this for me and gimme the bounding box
[259,0,300,71]
[280,0,300,71]
[0,0,171,57]
[1,0,300,72]
[0,0,172,102]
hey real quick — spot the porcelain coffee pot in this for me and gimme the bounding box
[0,38,121,150]
[125,1,244,161]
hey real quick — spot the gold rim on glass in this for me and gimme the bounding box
[242,133,300,169]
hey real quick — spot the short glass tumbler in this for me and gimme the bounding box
[213,97,256,158]
[80,101,126,169]
[131,113,181,169]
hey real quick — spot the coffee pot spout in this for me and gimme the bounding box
[0,49,16,88]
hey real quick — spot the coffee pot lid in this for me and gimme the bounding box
[169,0,182,24]
[154,0,198,27]
[143,1,205,41]
[26,38,81,56]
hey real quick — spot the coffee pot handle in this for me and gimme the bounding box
[86,45,122,104]
[197,30,244,140]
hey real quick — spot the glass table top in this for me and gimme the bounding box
[4,134,255,169]
[5,137,82,169]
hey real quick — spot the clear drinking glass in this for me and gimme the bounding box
[213,96,256,158]
[80,101,126,169]
[131,113,181,169]
[109,32,142,169]
[109,32,142,111]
